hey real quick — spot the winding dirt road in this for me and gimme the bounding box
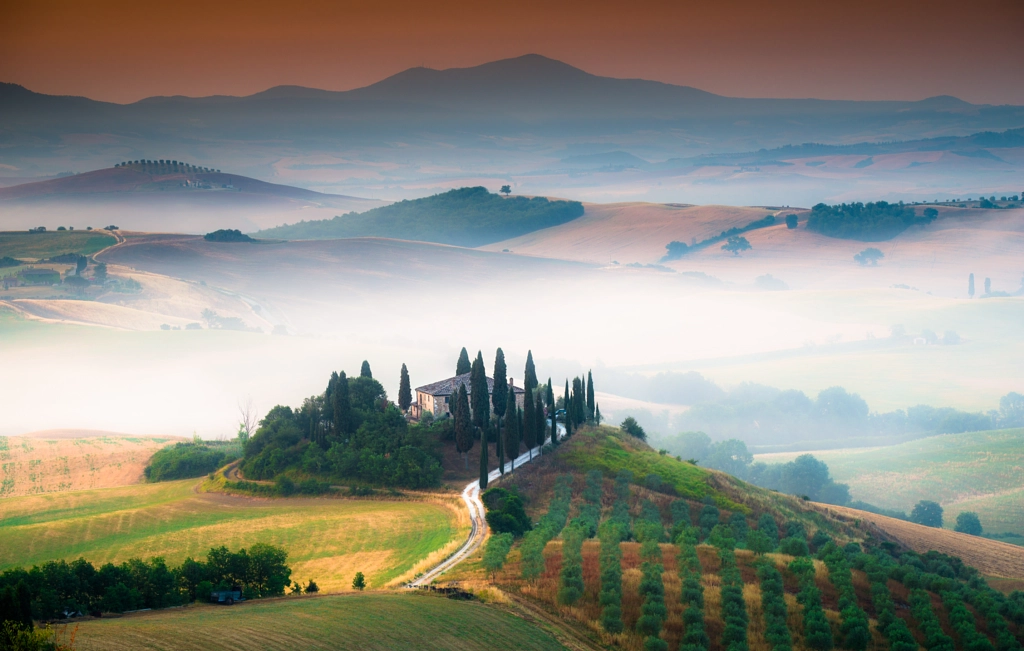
[408,426,564,587]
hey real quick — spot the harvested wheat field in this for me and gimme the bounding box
[819,503,1024,579]
[73,592,566,651]
[0,433,180,497]
[0,479,464,591]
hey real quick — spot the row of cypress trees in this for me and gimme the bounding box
[520,475,573,580]
[862,555,918,651]
[820,544,870,651]
[789,557,834,651]
[941,590,996,651]
[910,588,956,651]
[718,548,749,651]
[756,561,793,651]
[637,536,668,651]
[678,537,709,651]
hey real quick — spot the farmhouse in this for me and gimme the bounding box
[412,373,526,419]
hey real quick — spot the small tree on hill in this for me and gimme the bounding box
[786,214,798,229]
[456,347,472,375]
[360,360,372,378]
[854,248,884,266]
[954,511,982,536]
[587,370,595,421]
[621,416,646,440]
[722,236,751,256]
[524,350,538,395]
[352,572,365,590]
[910,500,943,528]
[500,185,512,197]
[398,363,412,412]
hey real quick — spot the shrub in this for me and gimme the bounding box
[778,536,809,557]
[145,441,240,482]
[482,533,514,578]
[482,487,532,537]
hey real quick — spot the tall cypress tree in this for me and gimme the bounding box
[360,360,372,378]
[455,384,473,469]
[470,351,490,431]
[546,378,554,411]
[573,377,586,425]
[535,391,546,447]
[596,403,602,425]
[398,363,412,412]
[492,348,508,419]
[587,370,595,421]
[479,419,489,489]
[550,398,558,445]
[523,389,536,457]
[456,347,472,375]
[524,350,538,395]
[505,402,519,471]
[334,371,352,436]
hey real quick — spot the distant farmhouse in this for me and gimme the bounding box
[412,373,525,419]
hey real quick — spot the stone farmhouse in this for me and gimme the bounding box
[411,373,526,419]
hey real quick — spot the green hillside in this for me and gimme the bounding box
[755,428,1024,534]
[0,230,117,259]
[74,593,567,651]
[255,187,584,247]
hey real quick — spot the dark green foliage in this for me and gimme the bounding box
[756,561,792,651]
[535,391,547,447]
[718,549,749,651]
[807,201,937,241]
[558,526,586,605]
[778,537,809,557]
[620,416,646,441]
[482,487,531,537]
[721,235,751,256]
[455,384,473,464]
[698,503,720,540]
[954,512,983,535]
[911,500,944,527]
[790,557,833,651]
[203,229,254,242]
[257,187,585,247]
[729,512,748,544]
[572,470,603,538]
[360,360,372,379]
[861,555,918,651]
[708,524,736,551]
[941,590,994,651]
[524,350,537,395]
[352,572,366,590]
[609,470,633,541]
[504,401,520,466]
[0,581,32,634]
[663,214,776,261]
[678,539,709,651]
[586,370,595,421]
[241,370,442,489]
[520,475,573,580]
[636,553,666,639]
[821,544,870,651]
[398,363,412,411]
[522,387,537,451]
[482,533,514,577]
[785,214,798,229]
[0,256,21,268]
[599,522,624,633]
[909,589,956,651]
[456,347,471,375]
[145,441,240,482]
[746,530,774,555]
[479,418,489,490]
[0,545,290,619]
[758,513,780,547]
[492,348,508,419]
[810,530,832,553]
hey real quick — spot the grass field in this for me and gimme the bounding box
[0,479,464,590]
[0,230,117,259]
[72,592,566,651]
[0,434,179,497]
[756,428,1024,534]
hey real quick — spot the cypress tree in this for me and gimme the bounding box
[574,377,586,425]
[595,403,602,425]
[546,378,554,410]
[455,384,473,469]
[360,360,372,378]
[504,401,519,471]
[535,391,546,447]
[551,402,557,445]
[524,350,538,394]
[564,380,572,434]
[470,351,490,430]
[493,348,508,473]
[587,370,595,421]
[456,347,471,375]
[518,406,525,458]
[333,371,352,436]
[497,413,505,475]
[523,389,536,457]
[398,363,412,412]
[479,420,489,489]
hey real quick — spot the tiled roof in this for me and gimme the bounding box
[416,373,526,397]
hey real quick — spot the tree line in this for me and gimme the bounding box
[806,201,937,241]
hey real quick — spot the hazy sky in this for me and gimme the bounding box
[2,0,1023,104]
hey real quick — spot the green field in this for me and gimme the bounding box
[73,593,566,651]
[756,428,1024,534]
[0,479,462,590]
[0,230,117,259]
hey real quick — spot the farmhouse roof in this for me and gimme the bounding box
[416,373,526,397]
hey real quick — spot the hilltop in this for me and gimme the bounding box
[0,162,382,233]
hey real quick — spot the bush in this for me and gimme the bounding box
[482,488,532,537]
[482,533,514,578]
[778,536,809,557]
[954,512,983,536]
[145,441,240,482]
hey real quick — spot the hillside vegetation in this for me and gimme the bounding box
[0,230,117,259]
[0,479,462,591]
[806,201,937,240]
[72,593,567,651]
[256,187,584,247]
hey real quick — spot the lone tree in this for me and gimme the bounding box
[621,416,646,441]
[854,247,884,266]
[586,370,595,421]
[910,500,943,528]
[398,363,412,412]
[722,235,751,256]
[500,185,512,197]
[524,350,538,395]
[786,214,798,229]
[352,572,366,590]
[968,273,975,298]
[455,385,473,468]
[954,511,983,536]
[456,347,472,375]
[360,360,372,378]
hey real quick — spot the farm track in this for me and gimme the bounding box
[816,503,1024,579]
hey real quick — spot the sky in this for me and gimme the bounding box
[1,0,1023,104]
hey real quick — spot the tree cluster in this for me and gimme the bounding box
[806,201,937,241]
[756,561,793,651]
[144,441,240,482]
[599,520,625,633]
[663,214,774,261]
[821,543,870,651]
[789,557,834,651]
[0,545,291,621]
[637,538,668,651]
[718,549,749,651]
[677,539,708,651]
[482,487,532,537]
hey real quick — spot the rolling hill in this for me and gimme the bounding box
[0,163,382,233]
